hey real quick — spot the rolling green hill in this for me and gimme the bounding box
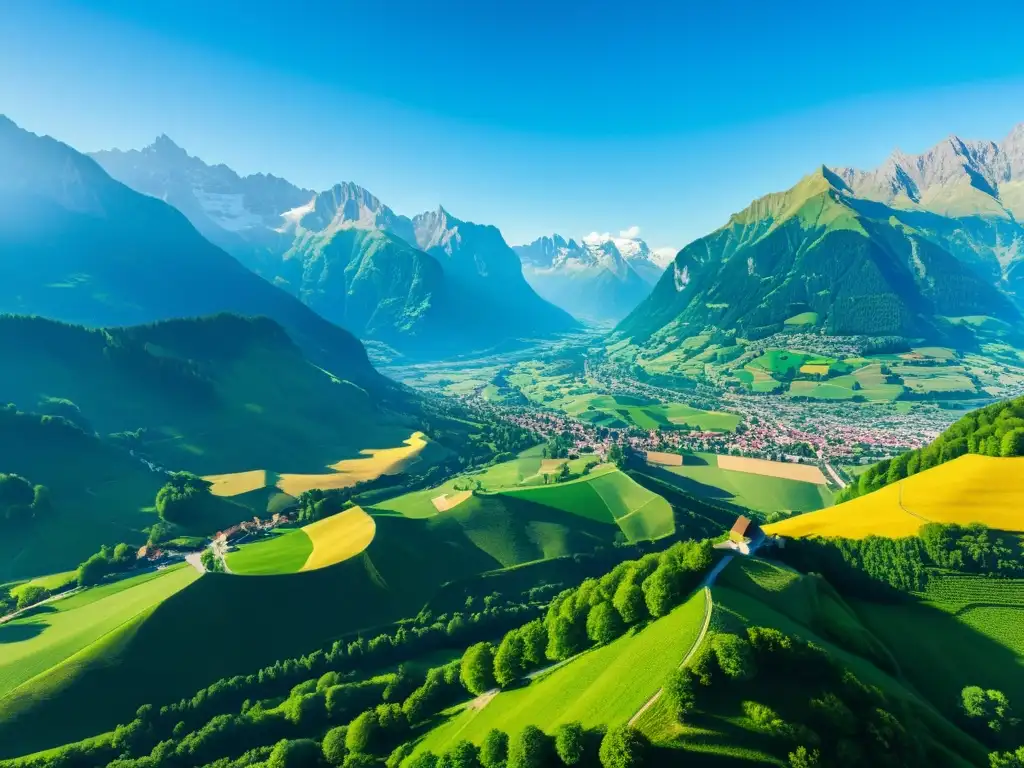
[494,469,676,542]
[0,314,415,478]
[0,405,249,581]
[641,453,833,516]
[408,588,709,759]
[0,487,644,756]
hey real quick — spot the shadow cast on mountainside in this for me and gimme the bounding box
[848,591,1024,724]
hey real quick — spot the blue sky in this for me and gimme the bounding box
[3,0,1024,252]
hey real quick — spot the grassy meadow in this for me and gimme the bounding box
[645,453,833,515]
[0,565,199,702]
[224,528,313,575]
[496,469,676,542]
[408,588,708,759]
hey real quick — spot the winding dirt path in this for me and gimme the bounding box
[627,555,733,727]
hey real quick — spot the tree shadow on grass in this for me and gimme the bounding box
[0,620,46,643]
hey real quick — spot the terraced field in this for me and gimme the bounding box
[408,588,708,759]
[765,455,1024,538]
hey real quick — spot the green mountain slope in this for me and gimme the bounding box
[0,314,415,478]
[91,139,578,358]
[618,168,1022,346]
[0,116,378,382]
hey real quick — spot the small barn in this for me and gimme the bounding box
[729,515,763,545]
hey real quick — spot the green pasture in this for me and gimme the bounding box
[225,528,313,575]
[497,470,675,542]
[647,454,831,514]
[408,588,708,759]
[784,311,819,326]
[0,564,199,701]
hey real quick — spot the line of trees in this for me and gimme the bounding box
[19,536,715,768]
[776,522,1022,598]
[661,625,934,767]
[840,394,1024,502]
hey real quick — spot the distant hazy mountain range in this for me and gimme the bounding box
[620,126,1024,347]
[513,233,672,322]
[92,138,576,357]
[0,116,384,386]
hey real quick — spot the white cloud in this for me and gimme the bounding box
[653,246,678,267]
[583,230,613,244]
[619,225,641,239]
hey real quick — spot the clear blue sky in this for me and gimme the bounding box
[4,0,1024,252]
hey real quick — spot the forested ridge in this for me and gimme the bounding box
[840,395,1024,502]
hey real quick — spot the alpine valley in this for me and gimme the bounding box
[2,103,1024,768]
[92,137,577,359]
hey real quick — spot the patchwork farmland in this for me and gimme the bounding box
[645,452,833,514]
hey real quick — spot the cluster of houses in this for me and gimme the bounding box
[214,512,293,547]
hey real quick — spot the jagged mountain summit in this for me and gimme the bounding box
[0,116,383,385]
[831,124,1024,277]
[92,137,575,357]
[618,162,1024,348]
[514,232,669,322]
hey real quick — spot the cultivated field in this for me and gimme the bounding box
[409,588,708,758]
[497,469,675,541]
[716,455,827,484]
[430,490,472,512]
[0,565,199,701]
[226,507,377,574]
[374,448,613,519]
[203,469,269,497]
[650,453,832,514]
[202,431,428,499]
[300,506,376,571]
[765,455,1024,538]
[225,528,313,575]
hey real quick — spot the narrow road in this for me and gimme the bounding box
[627,555,733,727]
[0,586,83,625]
[824,463,847,489]
[185,552,206,574]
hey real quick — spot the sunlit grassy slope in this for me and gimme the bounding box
[0,565,199,701]
[408,588,708,760]
[764,455,1024,538]
[496,469,675,542]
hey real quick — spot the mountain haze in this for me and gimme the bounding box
[0,116,379,384]
[93,138,577,356]
[514,233,661,321]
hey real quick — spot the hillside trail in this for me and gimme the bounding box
[0,586,83,625]
[627,554,733,727]
[897,483,932,524]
